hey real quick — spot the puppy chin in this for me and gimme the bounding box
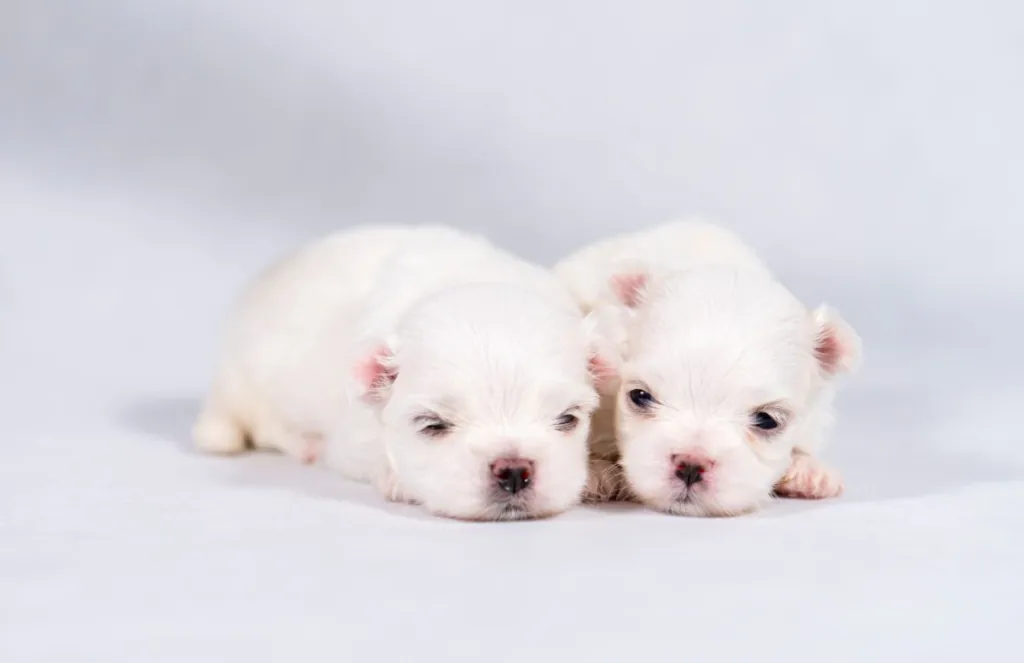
[475,503,565,522]
[662,492,767,518]
[624,466,773,518]
[417,478,584,522]
[427,497,570,522]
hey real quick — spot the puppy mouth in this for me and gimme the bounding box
[487,489,572,521]
[438,500,537,522]
[494,502,535,521]
[492,490,537,516]
[450,500,542,522]
[649,486,742,518]
[666,495,714,517]
[668,490,706,512]
[662,490,759,518]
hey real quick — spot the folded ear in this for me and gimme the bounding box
[609,271,650,308]
[353,338,400,405]
[582,311,622,394]
[810,305,862,378]
[588,352,620,394]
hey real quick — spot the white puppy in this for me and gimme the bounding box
[194,225,612,521]
[556,220,861,516]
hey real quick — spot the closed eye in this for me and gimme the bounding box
[554,408,582,432]
[414,414,453,438]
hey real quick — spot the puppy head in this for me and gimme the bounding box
[354,282,614,521]
[608,267,860,517]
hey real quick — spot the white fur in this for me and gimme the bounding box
[555,220,861,516]
[195,225,605,521]
[555,219,772,314]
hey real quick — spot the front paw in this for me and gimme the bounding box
[372,468,415,504]
[298,432,326,465]
[775,453,843,499]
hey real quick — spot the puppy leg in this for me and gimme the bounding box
[193,406,246,455]
[250,418,326,465]
[774,450,843,499]
[372,465,416,504]
[293,432,326,465]
[583,458,634,503]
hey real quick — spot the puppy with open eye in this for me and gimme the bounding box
[556,220,861,516]
[194,225,613,521]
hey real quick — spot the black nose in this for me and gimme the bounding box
[675,463,704,487]
[496,467,530,494]
[491,458,535,494]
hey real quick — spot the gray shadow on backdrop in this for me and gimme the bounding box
[118,396,429,519]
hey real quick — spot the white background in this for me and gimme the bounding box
[3,2,1022,661]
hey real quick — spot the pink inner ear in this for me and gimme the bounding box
[814,326,845,376]
[354,345,397,396]
[588,354,618,391]
[610,273,648,308]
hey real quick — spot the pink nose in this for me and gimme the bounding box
[490,457,535,494]
[671,453,713,487]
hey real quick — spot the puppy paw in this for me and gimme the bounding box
[583,458,632,503]
[373,468,415,504]
[775,453,843,499]
[297,432,326,465]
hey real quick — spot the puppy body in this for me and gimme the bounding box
[556,220,861,515]
[556,220,772,315]
[196,225,605,520]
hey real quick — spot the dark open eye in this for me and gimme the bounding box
[416,417,452,438]
[752,411,779,431]
[554,412,579,432]
[628,389,655,409]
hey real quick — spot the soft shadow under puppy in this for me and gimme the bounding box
[118,395,430,520]
[119,395,202,453]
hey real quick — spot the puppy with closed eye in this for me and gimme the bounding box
[556,220,861,516]
[194,225,614,521]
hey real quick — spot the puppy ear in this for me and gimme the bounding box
[810,305,862,377]
[353,339,400,404]
[582,311,622,394]
[609,271,650,308]
[588,352,620,394]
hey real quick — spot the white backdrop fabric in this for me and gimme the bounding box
[2,2,1022,662]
